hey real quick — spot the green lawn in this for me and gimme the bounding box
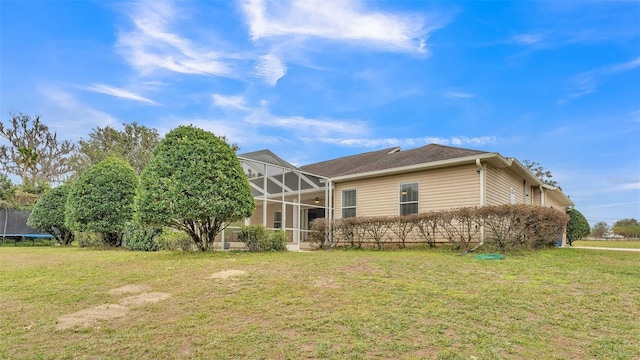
[1,247,639,359]
[572,240,640,249]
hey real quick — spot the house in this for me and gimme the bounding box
[229,144,573,250]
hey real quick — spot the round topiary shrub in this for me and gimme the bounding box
[65,157,138,247]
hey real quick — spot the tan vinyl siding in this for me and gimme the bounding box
[486,165,527,206]
[532,186,542,206]
[545,191,568,212]
[334,164,479,218]
[249,201,295,229]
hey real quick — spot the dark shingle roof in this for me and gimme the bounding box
[299,144,488,178]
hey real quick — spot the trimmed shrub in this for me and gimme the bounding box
[566,208,590,245]
[65,157,138,247]
[363,216,392,250]
[413,212,439,248]
[76,232,104,248]
[122,222,160,251]
[136,126,254,252]
[478,204,568,250]
[27,183,74,245]
[156,230,194,251]
[389,215,415,249]
[268,230,289,251]
[238,225,289,252]
[309,218,329,249]
[310,205,569,251]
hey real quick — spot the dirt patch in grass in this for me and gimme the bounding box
[314,277,341,289]
[340,258,378,273]
[109,284,153,296]
[56,304,128,330]
[120,292,171,306]
[209,269,247,279]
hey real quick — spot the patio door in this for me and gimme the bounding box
[307,208,325,229]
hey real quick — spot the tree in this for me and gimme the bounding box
[523,159,559,188]
[65,157,138,246]
[612,218,640,238]
[17,147,39,183]
[0,113,75,184]
[0,173,15,204]
[566,208,590,245]
[27,184,74,245]
[136,125,254,252]
[71,122,160,176]
[590,221,610,239]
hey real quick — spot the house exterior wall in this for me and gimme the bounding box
[485,165,528,206]
[249,201,295,229]
[545,191,568,213]
[531,186,541,206]
[334,164,480,219]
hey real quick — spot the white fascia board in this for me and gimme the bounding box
[330,153,502,182]
[509,159,544,186]
[544,186,574,207]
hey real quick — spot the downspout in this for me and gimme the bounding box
[468,159,485,253]
[327,179,333,247]
[539,185,545,206]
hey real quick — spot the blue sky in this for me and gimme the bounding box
[1,0,639,225]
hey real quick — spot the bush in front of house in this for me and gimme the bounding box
[135,125,254,252]
[122,222,160,251]
[155,230,194,251]
[309,205,569,251]
[238,225,288,252]
[566,208,590,246]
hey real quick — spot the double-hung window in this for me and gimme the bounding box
[274,211,282,229]
[342,189,356,218]
[399,182,419,215]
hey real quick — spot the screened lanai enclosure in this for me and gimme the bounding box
[218,150,331,251]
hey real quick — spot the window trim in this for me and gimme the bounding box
[399,181,419,216]
[342,188,357,218]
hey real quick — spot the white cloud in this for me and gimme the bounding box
[85,84,157,104]
[116,2,231,76]
[209,93,370,144]
[242,0,438,54]
[212,94,248,110]
[255,53,287,85]
[614,182,640,191]
[318,135,496,148]
[443,91,476,99]
[39,86,117,139]
[512,33,544,45]
[245,110,368,137]
[562,56,640,102]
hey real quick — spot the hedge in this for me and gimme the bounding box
[310,204,569,251]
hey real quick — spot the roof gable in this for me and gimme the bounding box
[238,149,298,170]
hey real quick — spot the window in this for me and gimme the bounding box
[274,211,282,229]
[342,189,356,218]
[399,182,419,215]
